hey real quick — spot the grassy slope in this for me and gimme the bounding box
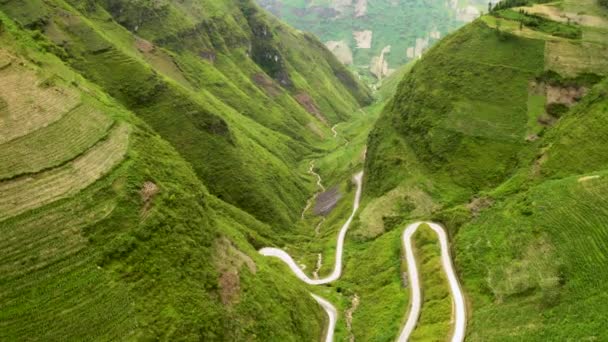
[0,11,329,341]
[0,0,371,231]
[366,0,608,339]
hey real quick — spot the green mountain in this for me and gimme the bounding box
[0,0,371,340]
[257,0,492,80]
[3,0,608,340]
[366,0,608,339]
[0,0,372,231]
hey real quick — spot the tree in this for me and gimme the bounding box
[488,1,493,13]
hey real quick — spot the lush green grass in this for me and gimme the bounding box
[0,0,371,232]
[410,224,451,341]
[494,9,582,39]
[0,97,114,180]
[0,8,343,341]
[367,20,545,202]
[366,2,608,340]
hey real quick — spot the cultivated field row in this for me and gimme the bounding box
[0,124,130,221]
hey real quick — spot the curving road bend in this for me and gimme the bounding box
[311,294,338,342]
[260,171,363,285]
[398,222,466,342]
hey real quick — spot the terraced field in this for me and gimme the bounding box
[0,124,129,221]
[0,57,81,144]
[0,100,115,180]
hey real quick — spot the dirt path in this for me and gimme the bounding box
[260,171,363,284]
[331,124,339,138]
[345,294,360,342]
[312,253,323,280]
[311,294,337,342]
[301,161,326,219]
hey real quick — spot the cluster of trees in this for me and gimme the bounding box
[490,0,529,12]
[489,0,555,12]
[600,0,608,8]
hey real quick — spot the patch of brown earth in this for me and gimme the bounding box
[140,181,159,217]
[213,237,257,306]
[345,294,360,342]
[467,196,494,217]
[294,92,328,124]
[314,186,342,216]
[199,50,217,63]
[354,0,367,17]
[252,73,282,97]
[353,30,372,49]
[135,37,154,53]
[218,271,240,305]
[546,85,588,106]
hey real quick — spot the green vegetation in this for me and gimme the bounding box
[366,0,608,339]
[0,0,372,232]
[410,224,451,341]
[3,0,608,339]
[494,9,582,39]
[259,0,491,79]
[0,1,371,339]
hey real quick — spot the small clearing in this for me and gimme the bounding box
[295,92,328,124]
[213,237,257,306]
[314,187,342,216]
[353,30,372,49]
[354,0,367,17]
[546,85,588,106]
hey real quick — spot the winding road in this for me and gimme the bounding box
[260,171,363,285]
[398,222,466,342]
[311,294,338,342]
[260,172,466,341]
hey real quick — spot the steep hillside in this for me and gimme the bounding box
[258,0,493,80]
[366,0,608,339]
[0,0,371,230]
[0,6,366,342]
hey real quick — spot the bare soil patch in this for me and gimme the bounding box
[546,85,588,106]
[295,92,328,123]
[213,237,256,306]
[140,181,159,217]
[354,0,367,17]
[252,73,282,97]
[353,30,372,49]
[314,186,342,216]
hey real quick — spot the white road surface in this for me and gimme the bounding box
[398,222,467,342]
[311,294,338,342]
[261,172,466,342]
[260,171,363,285]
